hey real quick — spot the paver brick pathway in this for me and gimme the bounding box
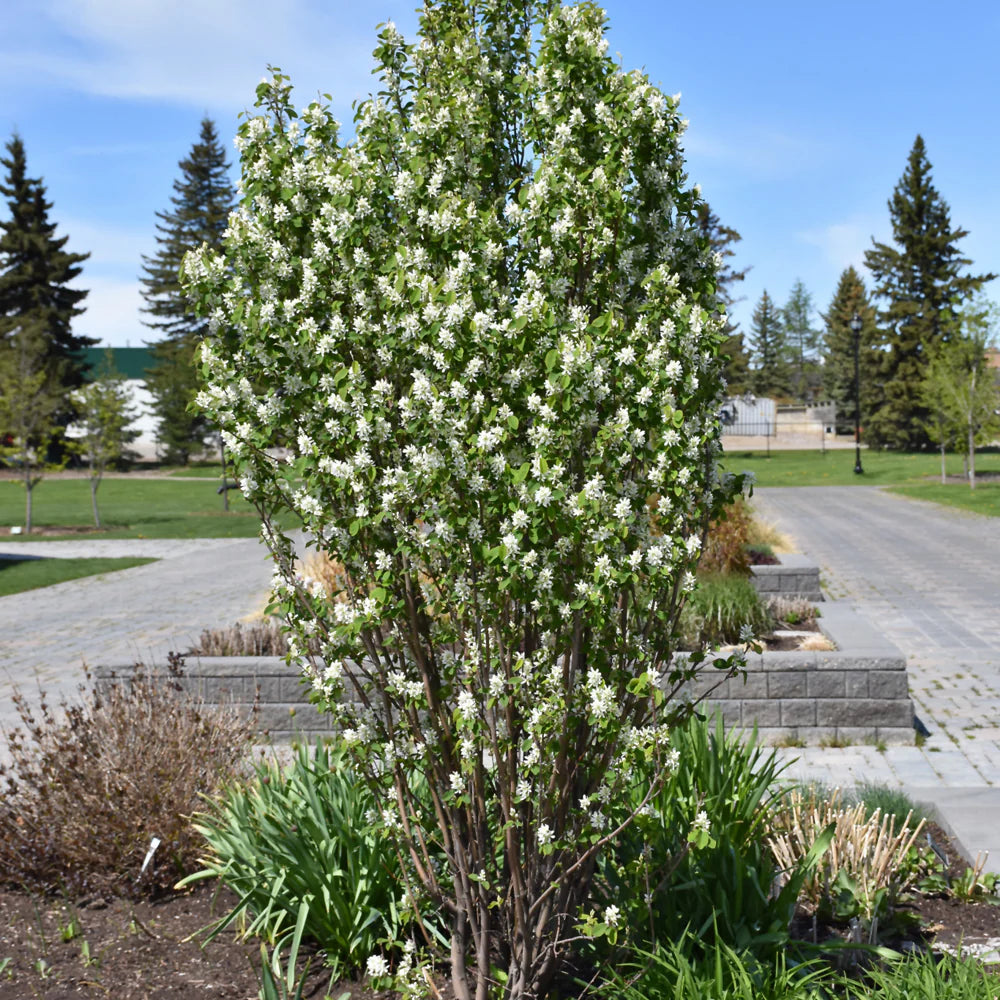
[0,535,280,739]
[751,486,1000,791]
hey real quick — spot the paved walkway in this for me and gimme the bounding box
[752,486,1000,862]
[0,535,283,738]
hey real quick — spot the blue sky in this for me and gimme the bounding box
[3,0,998,347]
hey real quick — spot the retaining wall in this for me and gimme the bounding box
[680,601,913,745]
[750,552,823,602]
[96,602,913,746]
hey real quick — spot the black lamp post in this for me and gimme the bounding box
[850,312,863,475]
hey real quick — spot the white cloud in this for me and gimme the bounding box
[798,215,884,273]
[58,215,153,273]
[684,125,829,180]
[2,0,418,113]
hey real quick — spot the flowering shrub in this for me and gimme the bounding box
[183,2,748,997]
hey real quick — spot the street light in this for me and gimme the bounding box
[850,312,863,475]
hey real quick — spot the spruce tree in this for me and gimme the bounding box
[696,201,751,392]
[141,118,234,464]
[782,278,822,401]
[821,267,879,436]
[748,289,791,397]
[863,135,996,450]
[0,134,94,408]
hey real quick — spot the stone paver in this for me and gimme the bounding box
[750,485,1000,861]
[0,534,289,740]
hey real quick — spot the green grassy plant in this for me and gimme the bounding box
[680,573,773,648]
[846,951,997,999]
[598,937,834,1000]
[719,448,1000,489]
[597,716,829,964]
[183,741,423,979]
[0,555,156,596]
[0,477,298,539]
[849,782,933,827]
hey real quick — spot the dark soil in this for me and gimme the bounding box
[0,824,995,998]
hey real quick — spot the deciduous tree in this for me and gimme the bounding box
[920,299,1000,488]
[0,321,66,532]
[71,350,139,526]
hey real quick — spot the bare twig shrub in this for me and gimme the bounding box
[190,620,290,656]
[0,661,257,897]
[766,596,818,626]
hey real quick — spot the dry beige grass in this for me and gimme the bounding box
[747,508,796,553]
[767,788,925,921]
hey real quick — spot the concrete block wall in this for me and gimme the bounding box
[97,603,913,747]
[681,601,914,745]
[750,553,823,602]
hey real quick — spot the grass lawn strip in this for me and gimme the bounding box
[887,483,1000,518]
[721,447,1000,488]
[0,556,157,596]
[0,477,296,540]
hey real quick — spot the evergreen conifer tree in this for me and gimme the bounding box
[748,289,790,397]
[864,135,995,450]
[141,118,234,464]
[0,134,94,413]
[696,201,751,392]
[782,278,822,401]
[821,266,879,436]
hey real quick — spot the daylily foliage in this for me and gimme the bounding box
[184,2,747,997]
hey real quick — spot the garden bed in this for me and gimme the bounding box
[0,819,995,999]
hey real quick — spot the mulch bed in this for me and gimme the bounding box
[0,823,996,998]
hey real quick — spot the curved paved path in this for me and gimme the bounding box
[0,535,282,738]
[753,486,1000,793]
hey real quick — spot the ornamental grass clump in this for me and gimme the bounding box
[183,3,750,997]
[767,788,926,928]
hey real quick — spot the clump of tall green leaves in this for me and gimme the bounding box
[680,573,773,648]
[183,3,749,997]
[594,715,827,963]
[182,742,416,978]
[598,937,835,1000]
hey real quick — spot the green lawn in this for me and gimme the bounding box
[0,556,157,596]
[0,477,286,540]
[888,483,1000,518]
[720,448,1000,488]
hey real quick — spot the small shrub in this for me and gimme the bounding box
[700,498,754,575]
[681,573,773,648]
[0,662,256,896]
[190,620,290,656]
[766,596,818,627]
[183,741,427,978]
